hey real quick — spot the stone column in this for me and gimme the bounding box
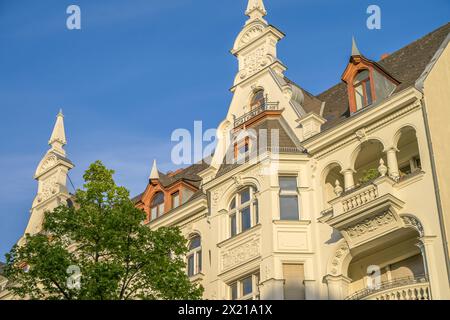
[325,275,352,300]
[417,236,450,299]
[386,147,400,179]
[342,169,355,191]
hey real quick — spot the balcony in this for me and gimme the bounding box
[345,276,431,300]
[320,176,406,251]
[233,100,280,128]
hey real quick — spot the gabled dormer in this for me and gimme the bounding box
[342,38,400,114]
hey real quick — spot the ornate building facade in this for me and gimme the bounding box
[2,0,449,300]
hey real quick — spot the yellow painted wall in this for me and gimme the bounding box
[423,42,450,258]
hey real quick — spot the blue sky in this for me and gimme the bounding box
[0,0,448,261]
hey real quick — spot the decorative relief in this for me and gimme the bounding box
[238,25,265,48]
[221,239,260,271]
[331,243,350,275]
[232,174,244,188]
[37,176,59,203]
[345,211,395,239]
[240,47,270,80]
[37,155,58,176]
[402,215,424,237]
[355,128,368,142]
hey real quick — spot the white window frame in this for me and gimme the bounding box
[229,273,260,300]
[279,176,300,220]
[228,186,259,238]
[187,236,202,277]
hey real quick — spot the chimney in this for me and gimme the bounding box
[380,53,390,60]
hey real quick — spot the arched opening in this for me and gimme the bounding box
[344,223,429,300]
[187,234,202,277]
[323,163,344,206]
[250,89,265,110]
[396,127,421,179]
[353,140,386,186]
[150,192,165,220]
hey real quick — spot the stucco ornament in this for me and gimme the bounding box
[402,215,425,237]
[238,24,265,48]
[345,211,395,239]
[37,176,59,203]
[222,239,260,271]
[330,242,350,275]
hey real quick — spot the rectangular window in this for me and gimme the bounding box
[171,192,180,209]
[283,264,305,300]
[229,273,260,300]
[279,176,300,220]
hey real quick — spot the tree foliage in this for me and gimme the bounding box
[4,161,203,300]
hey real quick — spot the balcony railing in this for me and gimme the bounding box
[234,101,280,128]
[345,275,431,300]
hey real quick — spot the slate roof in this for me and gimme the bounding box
[132,161,210,204]
[318,22,450,130]
[215,117,305,178]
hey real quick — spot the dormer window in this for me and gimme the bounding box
[342,39,399,115]
[353,70,373,111]
[150,192,165,220]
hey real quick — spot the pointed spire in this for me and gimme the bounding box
[351,36,361,56]
[48,109,67,155]
[245,0,267,21]
[149,160,160,180]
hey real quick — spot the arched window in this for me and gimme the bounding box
[250,89,265,110]
[229,186,259,238]
[187,235,202,277]
[353,70,373,111]
[150,192,165,220]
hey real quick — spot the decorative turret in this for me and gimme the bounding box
[23,110,74,237]
[231,0,285,86]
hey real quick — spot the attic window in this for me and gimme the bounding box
[150,192,165,220]
[234,137,250,160]
[353,70,373,111]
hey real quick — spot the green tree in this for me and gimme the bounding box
[4,161,203,300]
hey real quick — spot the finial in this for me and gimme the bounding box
[352,36,361,56]
[246,0,267,21]
[149,160,160,180]
[48,109,67,155]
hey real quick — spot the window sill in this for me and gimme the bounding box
[218,224,262,248]
[189,272,205,283]
[273,220,311,226]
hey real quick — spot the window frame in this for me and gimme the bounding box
[228,186,259,238]
[171,191,180,210]
[229,273,260,300]
[279,176,300,221]
[150,192,165,220]
[187,235,202,277]
[353,70,373,110]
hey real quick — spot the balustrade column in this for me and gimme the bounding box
[342,169,355,191]
[386,147,400,179]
